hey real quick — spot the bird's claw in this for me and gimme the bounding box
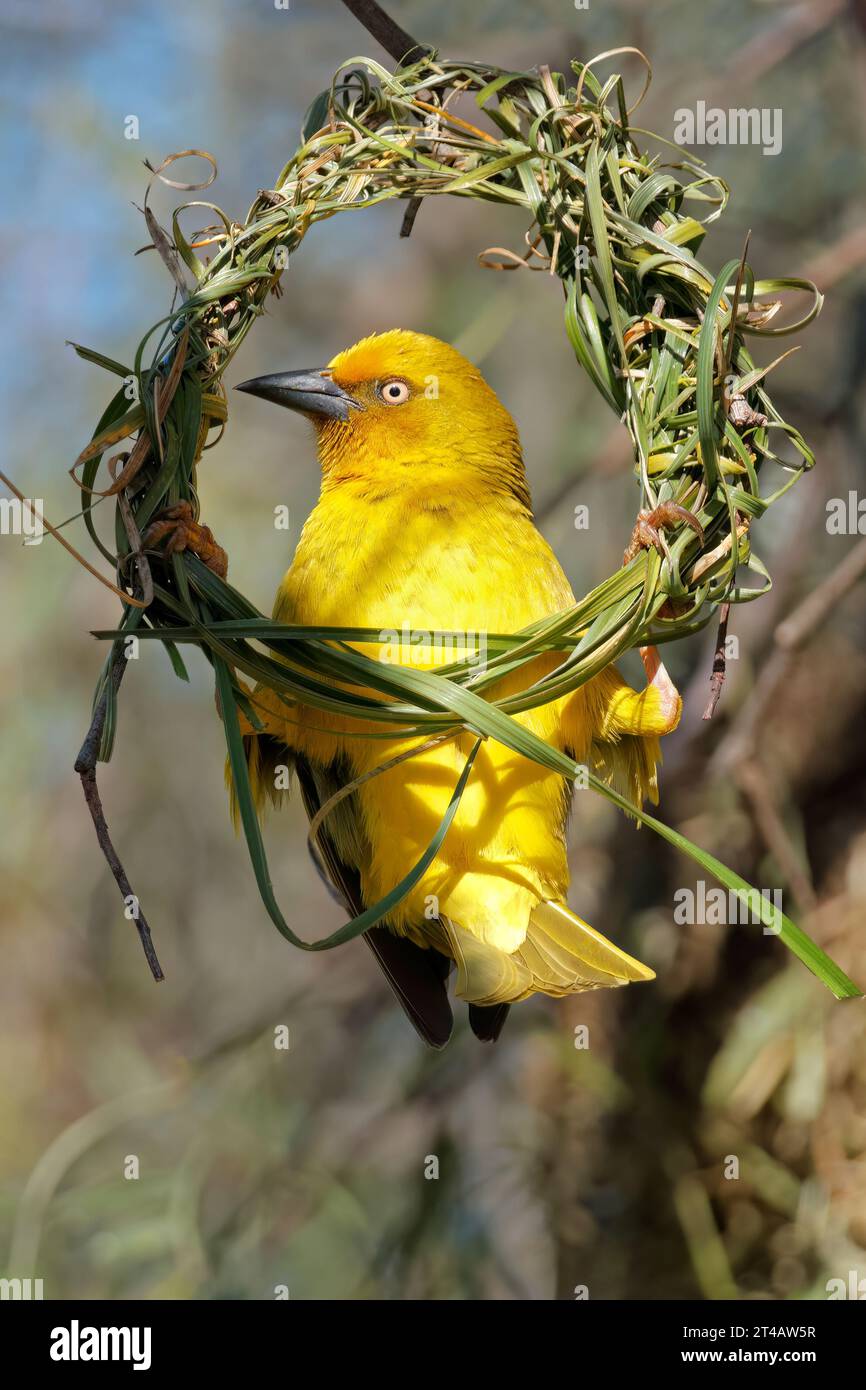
[142,501,228,579]
[623,501,704,566]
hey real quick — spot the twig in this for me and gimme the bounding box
[400,197,423,237]
[339,0,429,64]
[0,469,148,609]
[74,654,165,982]
[340,3,429,236]
[702,601,731,720]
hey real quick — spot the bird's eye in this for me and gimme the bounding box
[378,378,411,406]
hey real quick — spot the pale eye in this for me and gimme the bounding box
[378,378,411,406]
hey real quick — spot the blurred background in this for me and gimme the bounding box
[1,0,865,1301]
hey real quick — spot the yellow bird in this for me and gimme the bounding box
[230,330,682,1046]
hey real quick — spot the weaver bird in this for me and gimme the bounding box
[224,331,683,1046]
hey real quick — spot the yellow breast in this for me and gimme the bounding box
[271,476,578,950]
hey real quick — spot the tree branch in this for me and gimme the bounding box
[339,2,431,238]
[339,0,429,65]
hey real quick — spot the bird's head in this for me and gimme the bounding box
[236,329,530,506]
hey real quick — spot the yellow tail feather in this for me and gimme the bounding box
[441,900,654,1006]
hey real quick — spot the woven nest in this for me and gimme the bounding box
[68,49,855,998]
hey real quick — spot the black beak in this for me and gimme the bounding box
[235,369,361,421]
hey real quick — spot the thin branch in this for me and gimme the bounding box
[340,0,430,241]
[75,654,165,982]
[702,601,731,720]
[0,469,149,609]
[339,0,429,64]
[400,196,423,237]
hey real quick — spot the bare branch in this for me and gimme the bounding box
[702,601,731,720]
[339,0,429,64]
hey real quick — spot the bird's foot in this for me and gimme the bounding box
[142,501,228,578]
[622,501,704,566]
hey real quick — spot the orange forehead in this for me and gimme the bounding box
[327,330,474,390]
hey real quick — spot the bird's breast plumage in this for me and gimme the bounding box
[280,474,575,634]
[272,474,579,950]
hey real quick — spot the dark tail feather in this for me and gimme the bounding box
[365,928,453,1049]
[468,1002,511,1043]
